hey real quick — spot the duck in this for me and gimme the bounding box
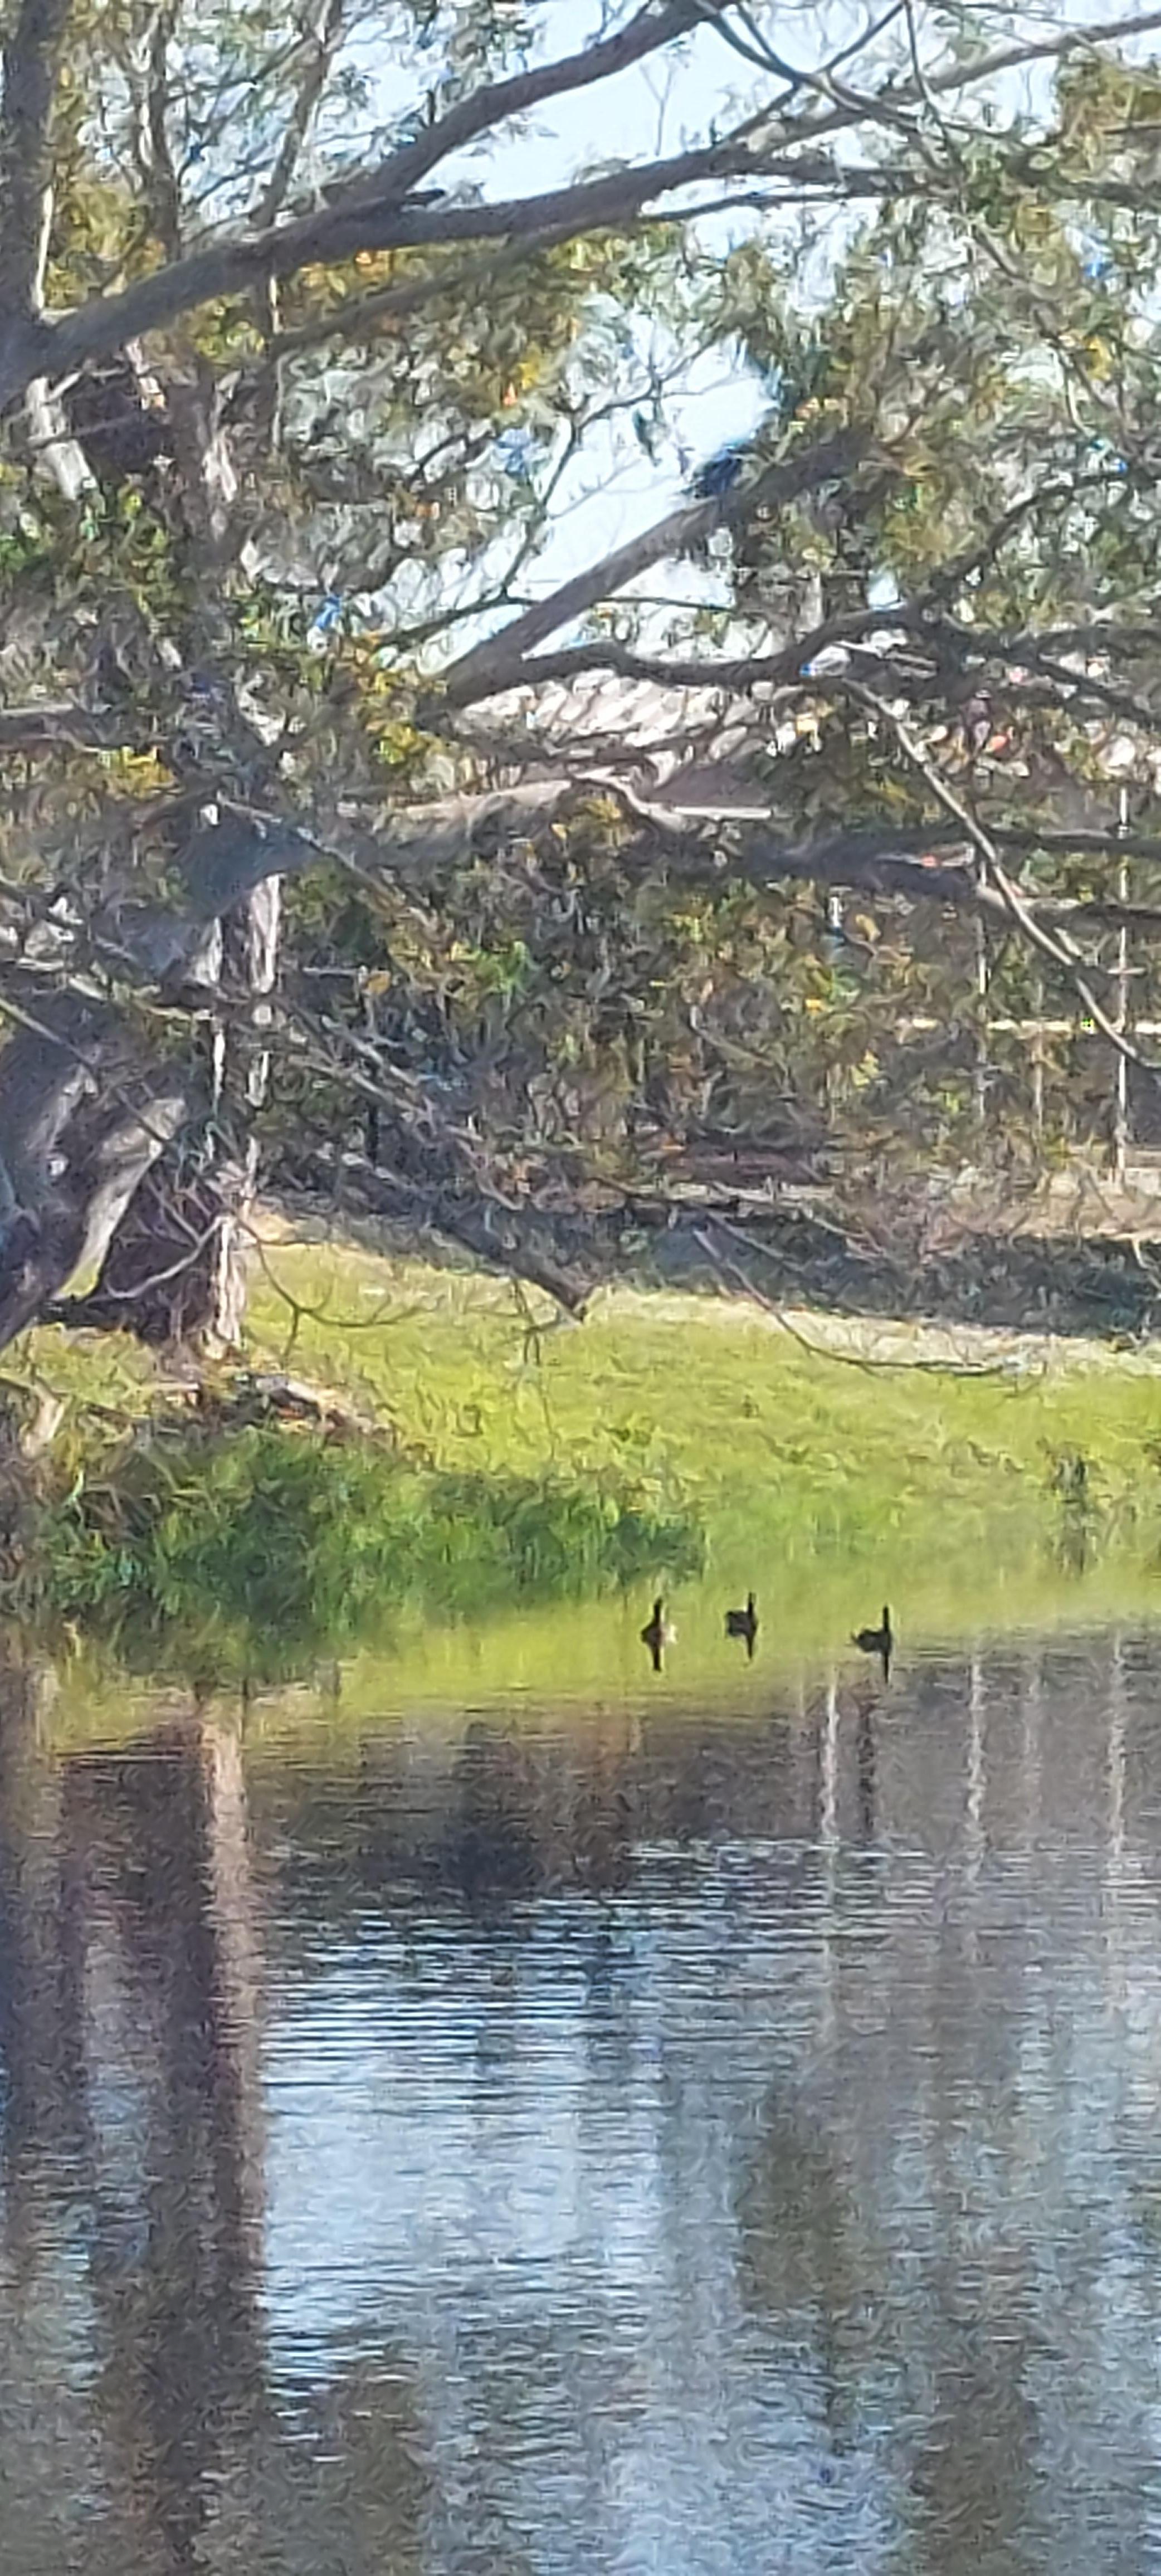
[852,1604,892,1671]
[640,1597,676,1669]
[725,1591,759,1655]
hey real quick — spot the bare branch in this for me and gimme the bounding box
[1,4,1155,417]
[253,0,348,231]
[445,610,923,702]
[844,680,1161,1090]
[441,426,874,700]
[465,608,1161,706]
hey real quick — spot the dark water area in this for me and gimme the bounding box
[3,1628,1161,2570]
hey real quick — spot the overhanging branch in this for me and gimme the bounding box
[441,427,874,700]
[0,5,1157,419]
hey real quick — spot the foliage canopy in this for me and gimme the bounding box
[2,0,1161,1344]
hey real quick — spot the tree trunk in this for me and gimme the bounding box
[62,875,283,1350]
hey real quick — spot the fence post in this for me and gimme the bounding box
[974,915,989,1131]
[1113,786,1130,1187]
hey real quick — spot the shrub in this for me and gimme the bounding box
[37,1421,704,1671]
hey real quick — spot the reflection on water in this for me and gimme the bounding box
[6,1628,1161,2568]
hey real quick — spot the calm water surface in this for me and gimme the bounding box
[3,1619,1161,2571]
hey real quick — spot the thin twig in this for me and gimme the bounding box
[846,680,1161,1092]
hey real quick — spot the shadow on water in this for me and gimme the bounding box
[6,1621,1161,2567]
[0,1648,428,2575]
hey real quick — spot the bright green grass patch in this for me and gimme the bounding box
[241,1240,1161,1564]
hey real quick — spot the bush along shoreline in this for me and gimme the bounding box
[20,1385,704,1676]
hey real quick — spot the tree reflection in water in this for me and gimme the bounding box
[0,1635,1158,2569]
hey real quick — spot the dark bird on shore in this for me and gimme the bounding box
[725,1591,758,1657]
[640,1597,675,1672]
[852,1604,892,1678]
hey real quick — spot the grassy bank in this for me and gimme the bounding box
[33,1422,700,1676]
[238,1238,1161,1563]
[9,1231,1161,1672]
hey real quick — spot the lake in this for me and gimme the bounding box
[3,1587,1161,2572]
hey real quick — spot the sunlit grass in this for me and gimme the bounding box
[241,1237,1161,1565]
[13,1230,1161,1693]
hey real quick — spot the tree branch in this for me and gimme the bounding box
[2,2,1154,419]
[364,773,1161,954]
[253,0,348,231]
[442,604,1161,709]
[21,132,775,402]
[438,613,917,702]
[297,1150,592,1315]
[843,680,1161,1087]
[757,5,1161,153]
[140,4,183,259]
[262,159,914,362]
[441,426,874,700]
[0,702,149,754]
[0,1,718,406]
[286,0,709,208]
[270,223,584,359]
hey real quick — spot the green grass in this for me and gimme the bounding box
[237,1237,1161,1564]
[12,1229,1161,1685]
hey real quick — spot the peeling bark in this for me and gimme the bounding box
[0,821,300,1353]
